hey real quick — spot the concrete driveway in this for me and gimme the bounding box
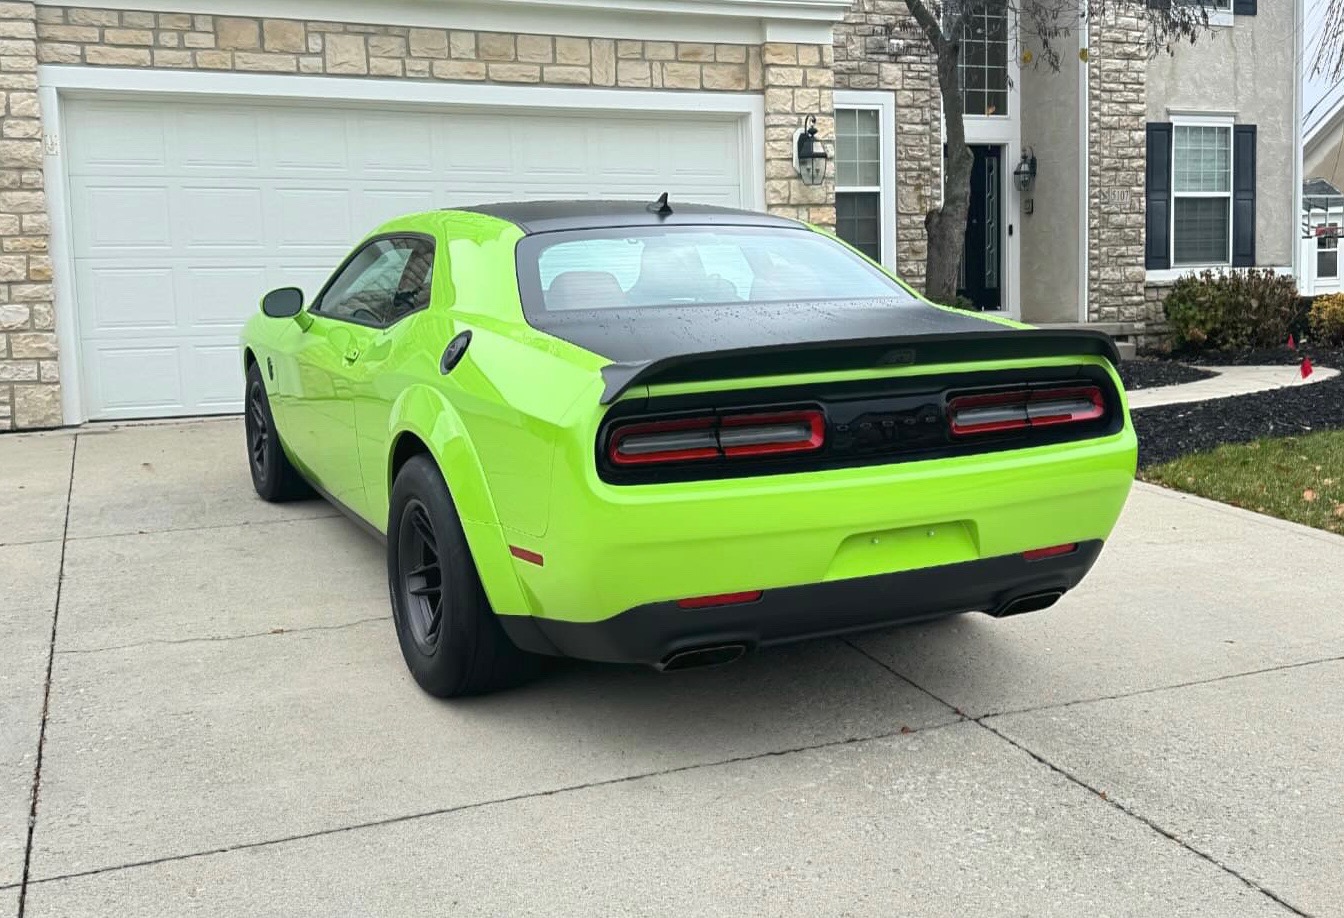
[2,418,1342,917]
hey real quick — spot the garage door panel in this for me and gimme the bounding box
[181,266,269,329]
[271,188,354,248]
[76,184,173,253]
[355,114,435,175]
[83,343,185,416]
[180,187,265,250]
[186,341,248,411]
[180,110,261,171]
[65,97,747,419]
[66,104,168,172]
[270,111,350,172]
[79,265,177,334]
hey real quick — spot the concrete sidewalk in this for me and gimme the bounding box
[3,418,1342,917]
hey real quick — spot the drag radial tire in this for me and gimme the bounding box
[388,455,537,697]
[245,362,313,502]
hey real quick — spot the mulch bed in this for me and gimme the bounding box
[1118,357,1215,391]
[1132,347,1344,467]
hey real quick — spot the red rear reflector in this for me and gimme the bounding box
[1022,543,1077,561]
[509,545,544,566]
[949,386,1104,436]
[676,590,763,609]
[607,409,825,466]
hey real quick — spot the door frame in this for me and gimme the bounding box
[38,65,767,425]
[960,55,1022,320]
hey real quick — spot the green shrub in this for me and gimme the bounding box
[1309,292,1344,346]
[1162,269,1302,351]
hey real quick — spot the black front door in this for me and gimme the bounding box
[958,144,1002,311]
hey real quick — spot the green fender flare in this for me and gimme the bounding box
[384,384,532,618]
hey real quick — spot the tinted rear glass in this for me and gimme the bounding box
[515,225,919,315]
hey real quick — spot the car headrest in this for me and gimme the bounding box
[545,270,628,311]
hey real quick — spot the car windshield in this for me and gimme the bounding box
[515,225,919,314]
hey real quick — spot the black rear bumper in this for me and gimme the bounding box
[498,540,1104,667]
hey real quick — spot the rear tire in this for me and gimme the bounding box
[244,362,312,502]
[387,454,537,697]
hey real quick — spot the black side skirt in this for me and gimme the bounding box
[498,540,1105,667]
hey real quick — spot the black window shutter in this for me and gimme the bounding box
[1147,0,1171,9]
[1145,123,1173,270]
[1232,125,1256,267]
[1234,0,1256,15]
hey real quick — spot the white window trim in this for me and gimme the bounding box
[834,90,897,269]
[1168,113,1235,273]
[38,64,766,426]
[1177,0,1235,28]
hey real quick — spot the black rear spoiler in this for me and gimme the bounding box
[598,328,1120,404]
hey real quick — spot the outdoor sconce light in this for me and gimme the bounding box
[1013,147,1038,193]
[793,115,829,187]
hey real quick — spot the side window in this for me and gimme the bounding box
[387,239,435,323]
[316,237,434,326]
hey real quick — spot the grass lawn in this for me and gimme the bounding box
[1141,431,1344,535]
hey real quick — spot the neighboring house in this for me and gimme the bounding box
[1301,0,1343,299]
[0,0,1303,430]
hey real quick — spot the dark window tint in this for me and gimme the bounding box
[836,193,881,262]
[515,225,916,315]
[317,237,434,326]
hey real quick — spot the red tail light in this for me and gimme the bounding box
[948,386,1104,437]
[608,409,825,467]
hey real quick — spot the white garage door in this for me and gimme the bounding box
[63,96,746,420]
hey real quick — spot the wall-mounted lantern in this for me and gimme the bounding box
[793,115,829,187]
[1013,147,1038,193]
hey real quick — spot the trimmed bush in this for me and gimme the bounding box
[1309,292,1344,346]
[1163,269,1302,351]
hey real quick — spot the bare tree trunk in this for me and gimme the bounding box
[925,47,974,303]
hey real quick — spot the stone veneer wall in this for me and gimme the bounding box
[0,2,57,431]
[832,0,938,291]
[761,41,835,229]
[0,3,841,429]
[1086,11,1147,323]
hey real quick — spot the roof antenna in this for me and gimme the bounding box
[647,191,673,216]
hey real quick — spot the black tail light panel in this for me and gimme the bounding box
[597,364,1123,484]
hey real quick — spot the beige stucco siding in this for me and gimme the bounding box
[1145,5,1297,267]
[1021,50,1081,323]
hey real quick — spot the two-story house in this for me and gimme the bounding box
[0,0,1303,429]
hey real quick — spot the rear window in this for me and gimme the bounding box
[515,225,919,315]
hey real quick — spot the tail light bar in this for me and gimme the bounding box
[948,386,1105,437]
[608,409,825,467]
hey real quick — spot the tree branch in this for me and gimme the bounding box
[903,0,946,50]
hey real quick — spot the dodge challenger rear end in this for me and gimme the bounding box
[462,203,1137,671]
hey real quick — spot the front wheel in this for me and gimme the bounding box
[244,362,312,502]
[387,455,537,697]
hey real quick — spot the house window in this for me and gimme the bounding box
[959,9,1008,116]
[835,106,883,263]
[1172,123,1232,265]
[1320,225,1340,279]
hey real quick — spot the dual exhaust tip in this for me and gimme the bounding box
[656,590,1066,671]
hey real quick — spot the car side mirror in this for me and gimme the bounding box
[261,287,304,318]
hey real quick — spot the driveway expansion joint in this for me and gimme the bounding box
[62,511,343,544]
[17,434,78,918]
[979,720,1315,918]
[23,717,970,888]
[844,635,1317,917]
[53,615,390,657]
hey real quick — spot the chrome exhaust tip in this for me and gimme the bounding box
[658,644,747,671]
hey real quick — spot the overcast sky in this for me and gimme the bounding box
[1304,0,1344,138]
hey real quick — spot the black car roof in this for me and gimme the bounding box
[450,199,804,235]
